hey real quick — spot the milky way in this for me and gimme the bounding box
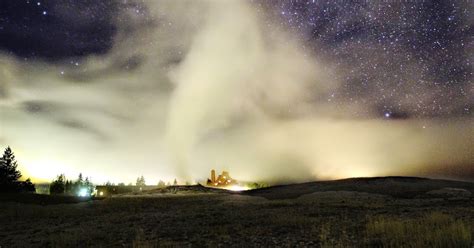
[0,0,472,184]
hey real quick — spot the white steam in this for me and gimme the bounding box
[0,0,472,184]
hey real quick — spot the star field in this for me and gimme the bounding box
[277,1,472,118]
[1,0,472,119]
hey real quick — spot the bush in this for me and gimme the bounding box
[18,178,36,193]
[247,182,269,189]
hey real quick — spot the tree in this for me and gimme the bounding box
[136,176,146,187]
[157,180,166,188]
[19,178,36,193]
[84,177,93,195]
[75,173,84,187]
[50,174,66,194]
[0,146,34,193]
[65,180,73,195]
[173,178,178,186]
[0,146,22,192]
[72,173,84,194]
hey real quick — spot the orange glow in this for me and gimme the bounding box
[224,185,250,191]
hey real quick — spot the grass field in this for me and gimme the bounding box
[0,177,473,247]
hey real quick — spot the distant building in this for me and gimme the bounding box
[206,169,237,187]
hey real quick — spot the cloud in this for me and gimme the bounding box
[0,0,472,184]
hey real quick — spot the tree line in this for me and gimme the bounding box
[49,173,94,196]
[103,176,181,187]
[0,146,190,195]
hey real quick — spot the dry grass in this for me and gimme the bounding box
[0,190,473,247]
[366,212,472,247]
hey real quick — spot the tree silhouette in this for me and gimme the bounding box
[50,174,66,194]
[19,178,36,193]
[77,173,83,184]
[136,176,146,187]
[173,178,178,186]
[157,180,166,188]
[84,177,93,195]
[72,173,85,194]
[65,180,72,194]
[0,146,25,192]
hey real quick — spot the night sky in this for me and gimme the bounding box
[0,0,472,184]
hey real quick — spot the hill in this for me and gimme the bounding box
[243,176,474,199]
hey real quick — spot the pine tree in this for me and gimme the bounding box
[50,174,66,194]
[73,173,84,194]
[65,180,72,194]
[173,178,178,186]
[141,176,145,186]
[0,146,22,192]
[136,176,146,187]
[157,180,166,188]
[77,173,84,186]
[84,177,93,195]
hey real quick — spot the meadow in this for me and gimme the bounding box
[0,178,473,247]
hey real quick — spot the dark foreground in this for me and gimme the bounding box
[0,177,473,247]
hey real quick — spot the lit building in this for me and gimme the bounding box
[206,169,237,187]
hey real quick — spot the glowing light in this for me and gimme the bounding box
[99,191,104,196]
[20,159,76,182]
[225,185,250,192]
[78,188,89,197]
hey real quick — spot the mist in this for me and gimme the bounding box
[0,0,472,184]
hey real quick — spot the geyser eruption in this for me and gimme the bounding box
[163,1,473,182]
[0,0,471,183]
[164,1,337,181]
